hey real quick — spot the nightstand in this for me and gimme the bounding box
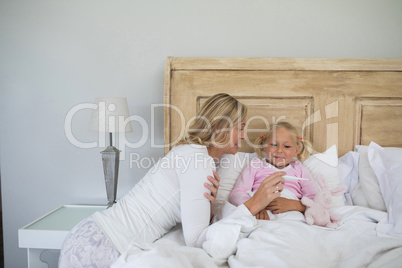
[18,205,106,268]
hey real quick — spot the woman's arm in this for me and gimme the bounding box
[243,172,286,216]
[264,162,316,214]
[179,152,216,247]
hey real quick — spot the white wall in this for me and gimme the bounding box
[1,0,401,267]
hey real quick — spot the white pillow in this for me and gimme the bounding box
[303,145,344,207]
[239,152,259,161]
[353,145,386,211]
[216,153,249,211]
[368,142,402,237]
[338,151,359,206]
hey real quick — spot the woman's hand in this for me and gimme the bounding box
[244,171,285,216]
[204,171,220,221]
[266,197,306,214]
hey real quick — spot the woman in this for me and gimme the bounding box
[59,93,285,267]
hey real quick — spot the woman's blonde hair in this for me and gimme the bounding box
[177,93,247,147]
[254,121,312,161]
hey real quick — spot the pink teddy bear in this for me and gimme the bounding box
[301,176,346,229]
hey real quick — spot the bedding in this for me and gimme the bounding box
[227,206,402,268]
[113,203,402,268]
[112,147,402,267]
[352,145,387,211]
[91,57,402,267]
[338,151,359,206]
[369,142,402,237]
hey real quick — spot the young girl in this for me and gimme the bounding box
[229,121,318,220]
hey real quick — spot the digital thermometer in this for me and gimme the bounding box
[282,175,310,181]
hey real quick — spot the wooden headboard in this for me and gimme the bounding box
[164,57,402,156]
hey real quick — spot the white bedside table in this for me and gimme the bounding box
[18,205,106,268]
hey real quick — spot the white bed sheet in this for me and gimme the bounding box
[112,224,217,268]
[112,205,402,268]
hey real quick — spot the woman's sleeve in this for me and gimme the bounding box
[178,153,215,248]
[229,163,255,206]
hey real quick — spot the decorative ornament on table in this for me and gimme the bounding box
[301,175,346,228]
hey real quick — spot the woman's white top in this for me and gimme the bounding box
[93,144,218,253]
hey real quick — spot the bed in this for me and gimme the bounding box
[113,57,402,267]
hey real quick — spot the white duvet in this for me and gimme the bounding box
[113,205,402,268]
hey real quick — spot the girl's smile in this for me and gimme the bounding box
[264,128,299,169]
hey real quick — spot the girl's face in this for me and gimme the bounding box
[264,128,299,169]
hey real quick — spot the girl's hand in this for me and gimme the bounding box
[204,171,220,221]
[255,209,270,220]
[266,197,306,214]
[244,171,285,216]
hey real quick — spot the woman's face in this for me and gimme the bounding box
[264,128,298,168]
[221,120,246,155]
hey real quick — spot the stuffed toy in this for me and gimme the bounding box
[301,176,346,228]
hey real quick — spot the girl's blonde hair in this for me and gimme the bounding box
[254,121,312,161]
[177,93,247,147]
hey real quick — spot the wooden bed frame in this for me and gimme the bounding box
[164,57,402,156]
